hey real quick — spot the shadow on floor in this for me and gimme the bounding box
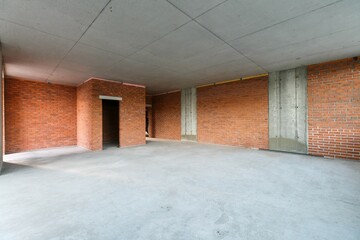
[1,162,33,175]
[103,142,119,150]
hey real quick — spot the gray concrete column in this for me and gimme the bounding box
[268,66,308,154]
[181,87,197,141]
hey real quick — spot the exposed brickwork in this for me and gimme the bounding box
[0,55,3,173]
[5,78,77,153]
[77,81,93,150]
[4,57,359,160]
[197,77,269,149]
[308,58,360,160]
[77,79,146,151]
[152,92,181,140]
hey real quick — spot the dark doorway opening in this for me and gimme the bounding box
[102,100,119,149]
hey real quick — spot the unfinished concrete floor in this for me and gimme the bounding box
[1,140,359,240]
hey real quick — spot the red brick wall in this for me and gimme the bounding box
[308,58,360,160]
[197,76,269,149]
[5,78,77,153]
[77,81,93,150]
[152,92,181,140]
[77,79,145,151]
[1,56,3,173]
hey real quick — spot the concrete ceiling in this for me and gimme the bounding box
[0,0,360,94]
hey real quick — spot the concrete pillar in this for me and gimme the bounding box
[181,87,197,141]
[268,66,308,154]
[0,42,3,174]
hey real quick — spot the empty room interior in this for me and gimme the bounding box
[0,1,360,239]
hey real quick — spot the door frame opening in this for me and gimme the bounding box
[100,95,122,149]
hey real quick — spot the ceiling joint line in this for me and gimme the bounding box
[166,0,267,72]
[100,17,192,75]
[87,0,231,77]
[232,0,345,42]
[45,0,113,82]
[0,18,75,42]
[194,19,268,72]
[100,19,196,75]
[194,0,230,19]
[166,0,230,20]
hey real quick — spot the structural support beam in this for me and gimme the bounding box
[99,95,123,101]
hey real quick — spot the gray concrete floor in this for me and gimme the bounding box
[1,140,359,240]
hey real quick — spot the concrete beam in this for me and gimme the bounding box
[99,95,122,101]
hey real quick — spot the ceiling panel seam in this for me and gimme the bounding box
[259,24,360,54]
[99,17,193,76]
[165,0,267,72]
[0,18,75,42]
[166,0,230,20]
[193,21,268,72]
[97,8,195,76]
[192,0,346,73]
[265,41,360,67]
[100,0,230,76]
[231,0,345,42]
[45,0,112,82]
[75,42,127,58]
[124,0,231,55]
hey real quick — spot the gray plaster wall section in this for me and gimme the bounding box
[1,141,359,239]
[181,87,197,141]
[269,66,307,153]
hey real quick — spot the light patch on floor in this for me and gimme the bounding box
[0,140,359,240]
